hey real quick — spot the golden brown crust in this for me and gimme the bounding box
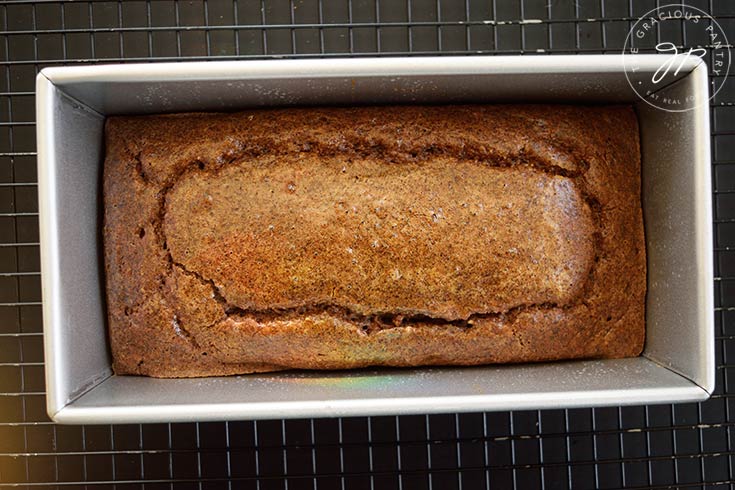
[165,160,595,319]
[103,104,646,378]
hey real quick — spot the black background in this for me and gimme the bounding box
[0,0,734,488]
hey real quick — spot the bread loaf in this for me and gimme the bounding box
[103,104,646,377]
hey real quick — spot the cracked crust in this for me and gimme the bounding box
[103,104,646,377]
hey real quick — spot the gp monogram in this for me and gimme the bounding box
[622,3,730,112]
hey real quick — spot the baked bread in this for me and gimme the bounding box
[103,104,646,378]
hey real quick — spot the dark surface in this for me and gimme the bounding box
[0,0,733,488]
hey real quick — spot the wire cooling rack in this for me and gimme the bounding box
[0,0,734,488]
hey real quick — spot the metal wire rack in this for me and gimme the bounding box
[0,0,733,488]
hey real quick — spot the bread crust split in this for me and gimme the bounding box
[103,104,646,378]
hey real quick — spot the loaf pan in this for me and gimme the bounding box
[36,56,714,424]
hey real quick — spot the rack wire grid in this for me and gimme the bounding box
[0,0,733,489]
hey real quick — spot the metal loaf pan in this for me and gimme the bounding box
[36,56,714,424]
